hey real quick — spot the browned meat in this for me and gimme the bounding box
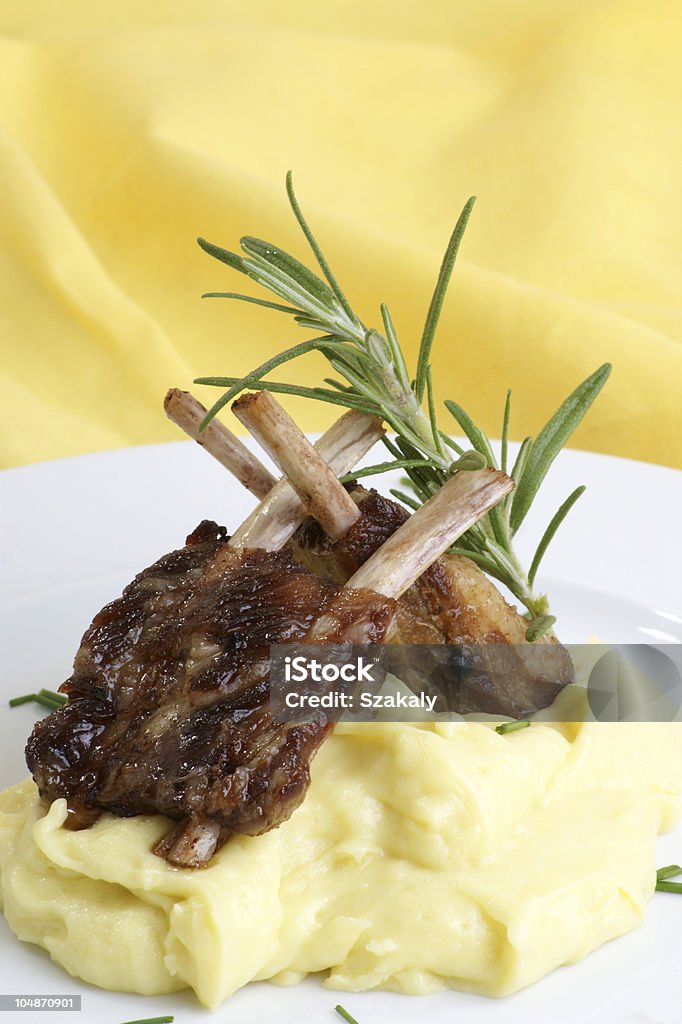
[26,520,394,865]
[290,485,574,715]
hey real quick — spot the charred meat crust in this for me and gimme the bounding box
[26,522,395,850]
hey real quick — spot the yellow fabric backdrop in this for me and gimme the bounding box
[1,2,681,469]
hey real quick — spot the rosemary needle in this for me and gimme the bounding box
[495,720,531,735]
[335,1005,360,1024]
[197,174,611,639]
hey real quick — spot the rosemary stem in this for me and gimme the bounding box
[411,408,450,469]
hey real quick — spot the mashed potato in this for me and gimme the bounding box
[1,721,680,1008]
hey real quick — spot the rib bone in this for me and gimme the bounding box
[233,390,360,540]
[305,468,512,650]
[232,398,383,549]
[154,816,222,867]
[164,389,276,498]
[165,388,384,552]
[347,468,514,598]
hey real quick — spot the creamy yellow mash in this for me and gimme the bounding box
[1,721,680,1008]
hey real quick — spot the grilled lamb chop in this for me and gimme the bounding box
[26,522,392,865]
[28,401,388,868]
[26,425,510,867]
[233,391,574,717]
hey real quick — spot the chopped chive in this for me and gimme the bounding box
[655,880,682,894]
[8,692,65,711]
[657,865,682,880]
[496,720,531,735]
[335,1006,360,1024]
[33,694,63,710]
[39,688,67,705]
[119,1016,174,1024]
[656,864,682,882]
[8,693,38,707]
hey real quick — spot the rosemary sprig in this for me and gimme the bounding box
[196,174,610,638]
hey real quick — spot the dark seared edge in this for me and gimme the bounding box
[26,520,394,864]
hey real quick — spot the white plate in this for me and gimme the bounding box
[1,441,681,1024]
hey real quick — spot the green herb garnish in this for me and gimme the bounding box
[8,694,38,708]
[39,688,67,703]
[196,173,610,638]
[335,1005,360,1024]
[9,689,66,711]
[119,1016,174,1024]
[656,864,682,893]
[495,720,531,735]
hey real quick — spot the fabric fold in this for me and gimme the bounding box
[0,3,680,468]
